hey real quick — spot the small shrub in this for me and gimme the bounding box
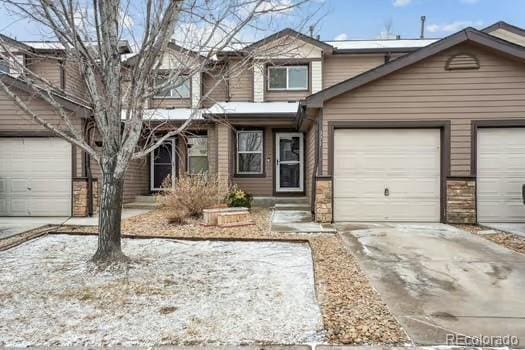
[158,174,222,219]
[226,186,252,208]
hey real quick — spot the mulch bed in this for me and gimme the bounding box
[455,224,525,255]
[51,208,408,345]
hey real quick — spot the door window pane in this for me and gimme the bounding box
[153,142,173,164]
[280,164,300,188]
[280,136,300,161]
[153,164,172,189]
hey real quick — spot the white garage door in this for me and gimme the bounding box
[477,128,525,223]
[334,129,441,222]
[0,138,72,216]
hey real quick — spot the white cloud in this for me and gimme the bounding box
[426,20,484,33]
[334,33,348,40]
[393,0,412,7]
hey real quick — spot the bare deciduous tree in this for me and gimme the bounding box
[0,0,318,262]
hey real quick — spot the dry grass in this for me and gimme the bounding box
[53,208,407,345]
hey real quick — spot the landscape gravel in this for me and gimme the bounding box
[455,224,525,255]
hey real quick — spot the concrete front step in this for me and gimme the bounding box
[134,195,157,203]
[253,196,308,208]
[273,203,311,211]
[123,202,160,209]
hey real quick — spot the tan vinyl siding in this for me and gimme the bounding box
[149,98,191,109]
[64,59,88,101]
[231,126,274,196]
[229,60,253,101]
[202,71,228,107]
[321,43,525,177]
[305,123,316,206]
[27,57,62,89]
[323,54,385,88]
[265,90,310,102]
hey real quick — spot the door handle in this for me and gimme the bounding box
[522,184,525,205]
[276,159,280,165]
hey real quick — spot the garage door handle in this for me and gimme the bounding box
[384,188,390,197]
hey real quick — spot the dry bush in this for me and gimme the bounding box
[157,174,223,220]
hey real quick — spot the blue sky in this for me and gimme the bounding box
[317,0,525,40]
[0,0,524,42]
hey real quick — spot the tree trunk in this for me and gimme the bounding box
[91,169,127,263]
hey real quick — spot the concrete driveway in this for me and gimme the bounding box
[338,222,525,346]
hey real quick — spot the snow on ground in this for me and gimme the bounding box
[0,235,324,346]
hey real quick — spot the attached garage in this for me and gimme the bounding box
[0,138,72,216]
[477,128,525,223]
[333,128,441,222]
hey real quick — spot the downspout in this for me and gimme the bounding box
[84,120,97,217]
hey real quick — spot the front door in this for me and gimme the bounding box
[151,139,176,191]
[276,132,304,192]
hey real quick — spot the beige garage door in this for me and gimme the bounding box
[478,128,525,223]
[0,138,72,216]
[334,129,441,222]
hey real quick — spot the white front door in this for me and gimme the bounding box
[151,139,176,191]
[276,132,304,192]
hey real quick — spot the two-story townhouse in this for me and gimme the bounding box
[2,21,525,226]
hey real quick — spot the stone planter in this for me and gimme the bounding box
[202,207,250,226]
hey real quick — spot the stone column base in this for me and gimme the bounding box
[314,177,333,223]
[73,178,99,217]
[446,178,476,224]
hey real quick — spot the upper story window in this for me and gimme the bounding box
[0,59,10,75]
[236,130,263,175]
[154,75,190,99]
[267,65,308,91]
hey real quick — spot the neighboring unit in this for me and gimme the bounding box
[1,21,524,225]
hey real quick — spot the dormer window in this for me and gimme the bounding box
[267,65,308,91]
[154,75,191,99]
[0,59,10,75]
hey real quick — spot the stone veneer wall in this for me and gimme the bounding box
[446,178,476,224]
[315,177,333,223]
[73,178,99,217]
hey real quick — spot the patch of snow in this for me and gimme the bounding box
[207,101,299,115]
[326,39,438,50]
[0,235,324,346]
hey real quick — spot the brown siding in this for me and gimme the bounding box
[149,98,191,109]
[265,90,310,102]
[64,59,88,101]
[231,126,274,196]
[202,71,228,107]
[305,123,316,206]
[27,56,62,89]
[229,59,253,101]
[323,54,385,88]
[321,43,525,177]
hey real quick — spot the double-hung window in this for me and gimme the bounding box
[0,59,10,75]
[154,75,191,98]
[187,136,208,175]
[236,130,263,175]
[267,65,308,91]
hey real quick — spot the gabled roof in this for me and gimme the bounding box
[304,27,525,108]
[483,21,525,37]
[242,27,333,53]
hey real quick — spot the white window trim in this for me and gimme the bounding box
[187,135,209,175]
[153,75,191,99]
[236,130,264,175]
[267,65,308,91]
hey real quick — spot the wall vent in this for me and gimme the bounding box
[445,53,480,71]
